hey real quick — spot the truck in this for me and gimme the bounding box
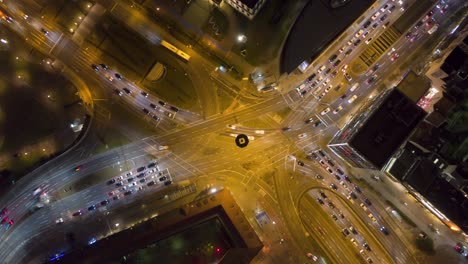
[427,24,438,35]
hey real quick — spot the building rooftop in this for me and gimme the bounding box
[280,0,375,73]
[237,0,262,8]
[396,71,431,103]
[348,89,427,168]
[57,189,262,263]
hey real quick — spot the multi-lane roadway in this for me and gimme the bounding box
[0,0,462,263]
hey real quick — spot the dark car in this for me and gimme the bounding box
[335,175,341,181]
[344,49,352,56]
[152,114,160,121]
[363,243,371,251]
[123,88,131,94]
[331,214,338,221]
[88,205,96,211]
[158,100,166,106]
[332,60,341,67]
[164,181,172,186]
[327,159,335,167]
[330,183,338,190]
[297,161,304,166]
[148,162,157,168]
[315,197,324,204]
[379,14,387,22]
[349,192,358,199]
[141,91,148,97]
[137,167,146,172]
[136,173,145,178]
[41,28,49,35]
[363,20,371,29]
[318,150,326,157]
[340,94,347,100]
[380,226,390,235]
[305,117,314,124]
[114,73,122,80]
[150,103,157,109]
[116,182,123,187]
[124,191,132,196]
[353,39,361,47]
[328,54,337,63]
[100,200,109,206]
[114,89,123,96]
[127,177,134,183]
[364,198,372,206]
[99,64,108,70]
[139,178,146,183]
[415,21,423,29]
[170,106,179,112]
[334,85,341,91]
[328,201,335,209]
[316,174,324,180]
[354,186,362,193]
[107,179,116,185]
[310,116,320,124]
[344,175,352,182]
[307,73,316,82]
[147,181,155,186]
[159,176,167,182]
[72,211,82,217]
[142,108,149,114]
[336,168,344,175]
[320,191,327,199]
[113,196,120,201]
[342,228,350,236]
[91,64,99,71]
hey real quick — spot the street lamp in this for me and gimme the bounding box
[237,34,247,44]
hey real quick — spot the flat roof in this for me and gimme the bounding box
[396,71,431,103]
[280,0,375,74]
[423,177,468,233]
[237,0,262,9]
[349,89,426,168]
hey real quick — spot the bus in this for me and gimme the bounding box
[160,40,191,62]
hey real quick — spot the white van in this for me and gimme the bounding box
[350,83,359,92]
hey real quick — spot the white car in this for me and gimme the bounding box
[55,218,64,224]
[355,29,364,38]
[338,46,346,53]
[348,95,358,104]
[344,73,353,82]
[317,65,326,73]
[371,12,381,20]
[333,106,343,114]
[298,133,307,139]
[227,124,236,129]
[321,107,331,115]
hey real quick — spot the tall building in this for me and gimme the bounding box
[328,88,426,169]
[225,0,267,20]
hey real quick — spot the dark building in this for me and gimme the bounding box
[225,0,267,20]
[280,0,375,73]
[385,142,468,233]
[328,89,426,169]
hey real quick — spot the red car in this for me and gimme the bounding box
[74,166,81,172]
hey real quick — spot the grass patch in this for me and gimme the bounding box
[385,200,417,227]
[415,236,435,255]
[230,0,307,65]
[202,8,229,41]
[87,15,197,110]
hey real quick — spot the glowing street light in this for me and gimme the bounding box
[237,34,247,43]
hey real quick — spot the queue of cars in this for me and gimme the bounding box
[91,63,180,122]
[71,161,172,219]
